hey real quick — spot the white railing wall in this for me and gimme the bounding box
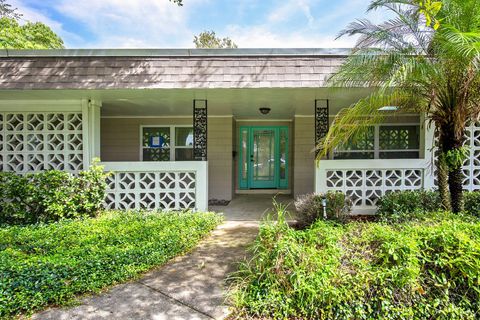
[0,100,96,173]
[101,161,208,212]
[462,123,480,191]
[315,159,435,214]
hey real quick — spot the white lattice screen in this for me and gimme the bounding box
[326,169,423,208]
[0,112,84,173]
[463,123,480,191]
[105,171,197,210]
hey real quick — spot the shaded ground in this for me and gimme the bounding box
[210,194,296,221]
[32,221,259,320]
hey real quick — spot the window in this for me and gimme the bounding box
[333,127,375,159]
[141,126,194,161]
[333,124,420,160]
[379,125,420,159]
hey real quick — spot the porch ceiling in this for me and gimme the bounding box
[0,87,371,118]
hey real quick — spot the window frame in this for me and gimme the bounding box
[333,123,420,160]
[139,125,194,161]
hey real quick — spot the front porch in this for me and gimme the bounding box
[0,86,442,214]
[1,49,447,215]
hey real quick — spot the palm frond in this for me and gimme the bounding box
[317,90,418,159]
[437,25,480,58]
[367,0,413,12]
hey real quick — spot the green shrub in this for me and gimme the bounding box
[0,161,109,225]
[376,190,440,221]
[464,191,480,217]
[294,192,352,226]
[0,211,222,317]
[230,210,480,319]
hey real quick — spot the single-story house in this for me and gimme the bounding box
[0,48,478,214]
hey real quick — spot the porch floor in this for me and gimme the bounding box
[210,194,296,221]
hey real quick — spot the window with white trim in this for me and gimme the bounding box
[141,126,194,161]
[333,124,420,159]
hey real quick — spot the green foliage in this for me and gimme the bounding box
[416,0,443,29]
[294,192,352,226]
[0,0,63,49]
[0,17,64,49]
[0,0,21,19]
[193,30,238,48]
[0,211,221,317]
[230,209,480,319]
[321,0,480,213]
[378,190,480,220]
[445,146,470,171]
[464,191,480,217]
[376,190,441,221]
[0,162,109,225]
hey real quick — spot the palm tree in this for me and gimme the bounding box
[320,0,480,213]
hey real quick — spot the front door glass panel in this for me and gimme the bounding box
[251,129,276,188]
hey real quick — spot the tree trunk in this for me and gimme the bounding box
[437,153,451,210]
[448,166,464,213]
[441,123,465,213]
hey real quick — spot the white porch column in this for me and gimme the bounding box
[196,161,209,211]
[81,99,102,168]
[314,160,328,194]
[421,113,436,190]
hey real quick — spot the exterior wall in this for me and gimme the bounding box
[100,117,192,161]
[293,116,315,196]
[234,120,293,192]
[208,117,233,201]
[100,116,233,201]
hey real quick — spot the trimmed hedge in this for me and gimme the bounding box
[376,190,440,221]
[0,162,108,225]
[464,191,480,217]
[230,209,480,319]
[377,190,480,221]
[0,211,222,317]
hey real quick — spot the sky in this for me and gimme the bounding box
[10,0,388,49]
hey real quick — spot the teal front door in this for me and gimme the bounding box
[239,126,288,189]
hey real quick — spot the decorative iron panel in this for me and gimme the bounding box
[193,100,207,161]
[315,99,329,157]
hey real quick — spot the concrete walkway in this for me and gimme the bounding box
[33,221,259,320]
[210,194,296,221]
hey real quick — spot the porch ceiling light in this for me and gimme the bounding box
[378,105,398,111]
[259,107,271,115]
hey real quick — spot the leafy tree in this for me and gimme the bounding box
[320,0,480,213]
[0,18,64,49]
[194,30,238,48]
[0,0,64,49]
[0,0,21,19]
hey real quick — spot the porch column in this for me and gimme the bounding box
[422,113,436,189]
[81,99,102,168]
[193,99,208,161]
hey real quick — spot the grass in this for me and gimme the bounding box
[229,206,480,319]
[0,210,222,318]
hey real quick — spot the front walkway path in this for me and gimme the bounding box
[33,221,259,320]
